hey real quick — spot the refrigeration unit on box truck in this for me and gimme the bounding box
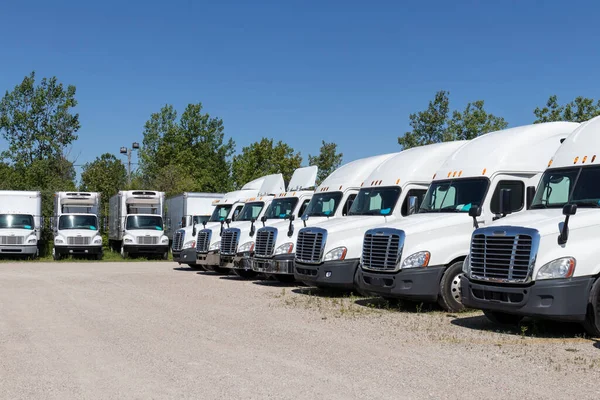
[52,192,103,260]
[461,116,600,336]
[0,190,42,258]
[108,190,169,259]
[357,121,579,312]
[165,192,223,242]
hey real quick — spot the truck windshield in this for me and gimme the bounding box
[530,166,600,209]
[0,214,34,229]
[59,215,98,230]
[126,215,164,230]
[419,178,489,213]
[263,198,299,219]
[304,192,343,217]
[193,215,211,225]
[209,205,232,222]
[236,202,265,221]
[348,187,401,216]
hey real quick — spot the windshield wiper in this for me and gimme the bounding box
[573,200,600,208]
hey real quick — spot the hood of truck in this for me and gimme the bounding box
[0,228,37,244]
[486,209,599,237]
[57,229,100,237]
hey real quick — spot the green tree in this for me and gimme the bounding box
[534,95,600,123]
[138,103,235,196]
[308,141,343,185]
[397,91,507,149]
[80,153,127,216]
[231,138,302,189]
[0,71,80,166]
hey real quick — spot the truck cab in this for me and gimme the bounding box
[220,166,318,279]
[52,192,103,260]
[357,122,579,311]
[0,191,42,258]
[293,141,466,290]
[252,153,399,282]
[461,117,600,335]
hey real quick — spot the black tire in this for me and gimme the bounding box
[438,261,465,312]
[95,253,103,261]
[582,278,600,337]
[352,267,367,297]
[162,251,169,260]
[274,275,295,283]
[483,310,523,326]
[234,269,258,279]
[120,246,128,259]
[212,266,230,275]
[52,249,61,261]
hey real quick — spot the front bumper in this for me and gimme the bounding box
[174,248,197,264]
[0,245,37,255]
[358,266,445,302]
[124,244,169,255]
[253,254,295,275]
[461,276,594,322]
[54,245,103,255]
[197,250,220,266]
[294,259,359,290]
[220,252,253,270]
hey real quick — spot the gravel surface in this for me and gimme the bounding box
[0,261,599,399]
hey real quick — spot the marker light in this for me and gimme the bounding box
[583,156,588,163]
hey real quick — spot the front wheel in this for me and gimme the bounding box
[95,252,103,261]
[438,261,465,312]
[120,246,128,259]
[582,278,600,337]
[483,310,523,326]
[162,251,169,260]
[52,248,61,261]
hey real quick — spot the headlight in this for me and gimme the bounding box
[401,251,430,269]
[124,238,133,243]
[28,237,37,244]
[275,242,294,255]
[209,241,221,251]
[182,240,196,249]
[55,237,64,244]
[536,257,575,280]
[323,247,347,261]
[161,237,169,244]
[462,254,470,274]
[93,236,103,244]
[238,241,255,253]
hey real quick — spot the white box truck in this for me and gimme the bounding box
[219,166,318,279]
[252,154,398,282]
[195,174,285,273]
[108,190,169,259]
[174,176,269,268]
[461,116,600,335]
[52,192,103,260]
[294,141,467,291]
[357,122,579,312]
[0,190,42,258]
[166,192,223,245]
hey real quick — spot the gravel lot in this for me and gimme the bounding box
[0,261,599,399]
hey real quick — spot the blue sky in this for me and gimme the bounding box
[1,0,598,175]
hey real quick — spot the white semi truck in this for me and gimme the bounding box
[108,190,169,259]
[357,122,580,311]
[52,192,103,260]
[461,117,600,335]
[166,192,223,244]
[174,176,268,268]
[219,166,318,279]
[0,191,42,258]
[252,153,399,282]
[294,141,467,290]
[195,174,285,274]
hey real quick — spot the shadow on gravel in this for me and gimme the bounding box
[252,279,300,288]
[451,314,590,339]
[172,267,202,272]
[593,341,600,349]
[354,297,442,313]
[292,287,362,298]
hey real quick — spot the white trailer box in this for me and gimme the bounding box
[52,192,103,260]
[165,192,223,239]
[357,122,579,312]
[0,190,42,258]
[108,190,168,258]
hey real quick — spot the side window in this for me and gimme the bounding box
[297,200,310,217]
[342,194,357,216]
[232,206,243,221]
[401,189,427,216]
[490,180,525,214]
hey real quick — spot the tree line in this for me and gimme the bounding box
[1,72,599,218]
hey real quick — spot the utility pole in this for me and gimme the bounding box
[120,142,140,186]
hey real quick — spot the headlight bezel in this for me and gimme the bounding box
[238,241,255,253]
[274,242,294,255]
[93,236,103,245]
[536,257,576,280]
[401,251,431,269]
[323,246,347,262]
[209,241,221,251]
[182,240,196,249]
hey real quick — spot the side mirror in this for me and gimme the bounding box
[526,186,536,209]
[287,214,295,237]
[407,196,419,216]
[301,213,309,227]
[558,204,577,245]
[250,217,256,237]
[202,220,207,228]
[225,218,231,228]
[469,205,482,229]
[192,221,197,237]
[260,215,267,227]
[499,188,512,216]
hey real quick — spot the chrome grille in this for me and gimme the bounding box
[255,228,277,258]
[67,236,91,245]
[220,229,240,255]
[172,230,185,251]
[470,229,537,283]
[362,229,404,271]
[137,236,158,245]
[295,228,326,264]
[0,236,24,245]
[196,230,211,253]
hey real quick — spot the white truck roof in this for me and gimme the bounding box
[432,122,579,181]
[362,141,467,188]
[288,166,318,191]
[316,153,399,193]
[0,191,42,215]
[550,116,600,169]
[180,192,223,199]
[56,192,99,206]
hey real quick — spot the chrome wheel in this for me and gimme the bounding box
[451,272,463,303]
